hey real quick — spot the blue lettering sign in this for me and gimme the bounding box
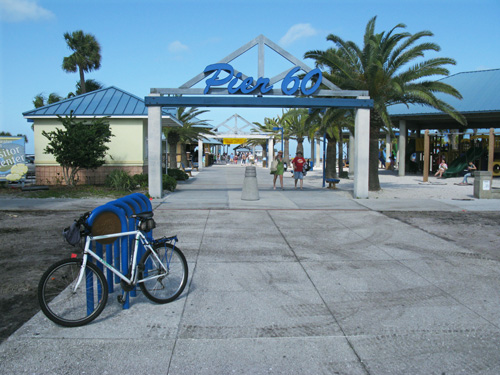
[203,63,322,96]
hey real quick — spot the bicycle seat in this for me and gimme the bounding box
[131,211,154,220]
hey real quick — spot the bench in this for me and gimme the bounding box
[180,162,192,176]
[325,178,340,189]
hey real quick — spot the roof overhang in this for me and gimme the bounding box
[390,111,500,131]
[24,114,182,127]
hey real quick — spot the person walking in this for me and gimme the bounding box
[292,151,307,190]
[272,151,285,190]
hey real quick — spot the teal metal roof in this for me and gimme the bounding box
[389,69,500,116]
[23,86,178,118]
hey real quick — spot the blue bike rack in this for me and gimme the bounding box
[84,193,153,311]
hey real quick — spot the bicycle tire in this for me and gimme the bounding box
[138,243,188,304]
[38,258,108,327]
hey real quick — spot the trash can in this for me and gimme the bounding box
[473,171,492,199]
[241,166,259,201]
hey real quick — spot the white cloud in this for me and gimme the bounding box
[0,0,54,22]
[168,40,190,54]
[279,23,317,46]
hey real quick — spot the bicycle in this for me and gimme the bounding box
[38,211,188,327]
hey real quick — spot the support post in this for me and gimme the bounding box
[147,95,162,198]
[385,133,391,169]
[198,139,203,170]
[488,128,494,176]
[398,120,406,177]
[268,138,274,167]
[310,138,315,169]
[349,131,355,179]
[315,137,321,169]
[353,99,370,199]
[423,129,430,182]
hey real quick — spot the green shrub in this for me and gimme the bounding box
[167,168,189,181]
[105,170,132,190]
[163,174,177,192]
[132,174,148,188]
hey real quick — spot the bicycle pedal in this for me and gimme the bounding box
[117,295,126,305]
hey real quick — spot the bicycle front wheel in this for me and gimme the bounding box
[138,243,188,304]
[38,258,108,327]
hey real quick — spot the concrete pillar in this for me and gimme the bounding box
[268,138,274,167]
[198,139,203,170]
[353,100,370,199]
[398,120,406,176]
[385,133,391,168]
[310,138,315,169]
[349,131,355,179]
[315,137,321,168]
[147,96,162,198]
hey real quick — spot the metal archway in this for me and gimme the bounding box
[145,35,373,199]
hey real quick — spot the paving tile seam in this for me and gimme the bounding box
[165,209,212,374]
[265,210,371,375]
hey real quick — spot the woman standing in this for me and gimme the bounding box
[272,151,285,190]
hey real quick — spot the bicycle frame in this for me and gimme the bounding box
[73,230,170,293]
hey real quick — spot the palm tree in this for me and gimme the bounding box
[163,107,212,168]
[75,79,103,95]
[251,117,280,167]
[282,108,311,155]
[307,109,353,179]
[62,30,101,94]
[305,16,466,190]
[33,93,63,108]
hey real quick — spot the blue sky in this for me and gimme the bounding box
[1,0,499,155]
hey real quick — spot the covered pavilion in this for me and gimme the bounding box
[389,69,500,177]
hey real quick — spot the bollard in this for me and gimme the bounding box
[241,166,260,201]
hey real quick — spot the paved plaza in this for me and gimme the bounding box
[1,165,500,374]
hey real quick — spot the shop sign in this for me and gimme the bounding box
[0,137,27,181]
[223,138,247,145]
[203,63,322,96]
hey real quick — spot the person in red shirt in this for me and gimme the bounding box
[292,151,307,190]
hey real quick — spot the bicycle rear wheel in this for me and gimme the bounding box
[38,258,108,327]
[138,243,188,304]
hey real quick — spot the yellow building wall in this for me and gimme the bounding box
[33,118,146,166]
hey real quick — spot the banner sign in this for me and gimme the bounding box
[203,63,322,96]
[223,138,247,145]
[0,137,27,181]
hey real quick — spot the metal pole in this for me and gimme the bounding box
[281,127,284,152]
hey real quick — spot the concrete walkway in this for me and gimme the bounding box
[1,165,500,374]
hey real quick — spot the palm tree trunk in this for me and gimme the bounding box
[180,143,188,166]
[79,67,86,94]
[168,141,178,169]
[369,114,382,191]
[297,138,304,155]
[284,138,290,164]
[325,135,337,179]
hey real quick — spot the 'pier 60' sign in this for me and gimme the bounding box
[203,63,322,96]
